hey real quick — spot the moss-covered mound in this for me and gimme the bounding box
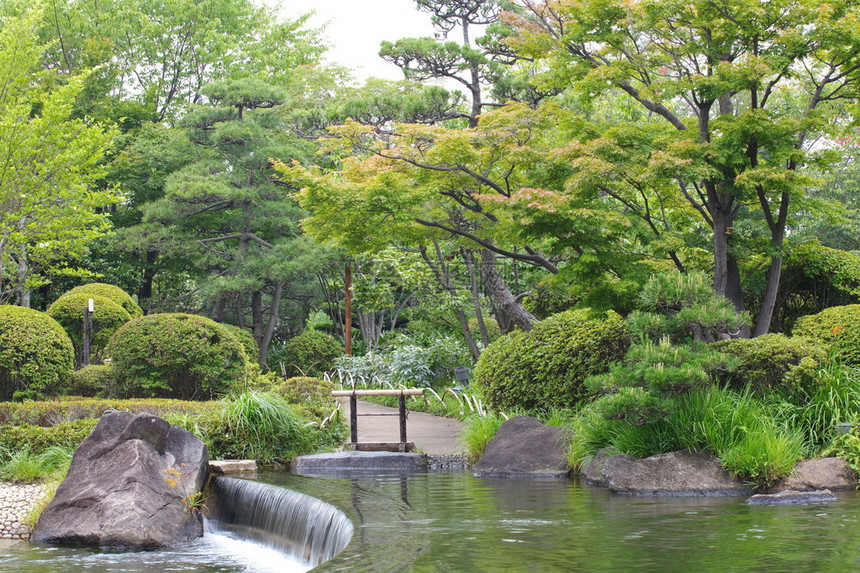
[106,313,248,400]
[0,306,74,400]
[473,308,630,411]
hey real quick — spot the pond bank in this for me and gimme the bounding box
[0,482,45,540]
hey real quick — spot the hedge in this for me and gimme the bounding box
[106,313,248,400]
[277,329,344,377]
[714,333,830,394]
[47,293,132,367]
[0,306,74,401]
[473,308,630,411]
[793,304,860,365]
[62,283,143,318]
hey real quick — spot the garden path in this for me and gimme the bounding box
[342,399,465,455]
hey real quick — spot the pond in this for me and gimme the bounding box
[2,470,860,572]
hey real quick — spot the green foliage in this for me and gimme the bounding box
[107,313,248,400]
[714,334,830,394]
[467,317,501,345]
[47,293,133,367]
[766,364,860,457]
[0,445,74,483]
[274,329,344,378]
[570,386,803,488]
[587,338,733,397]
[461,414,505,463]
[473,308,630,411]
[793,305,860,365]
[0,306,74,401]
[767,243,860,332]
[0,394,344,465]
[277,376,334,403]
[0,14,119,305]
[65,365,116,398]
[632,271,749,343]
[220,324,260,364]
[212,391,320,463]
[62,283,143,318]
[0,419,98,455]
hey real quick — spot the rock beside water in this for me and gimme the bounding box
[473,416,571,478]
[746,489,838,505]
[582,450,754,496]
[769,457,858,492]
[31,410,208,549]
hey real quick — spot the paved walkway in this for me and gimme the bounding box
[341,400,465,455]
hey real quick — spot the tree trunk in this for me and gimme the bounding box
[479,249,536,331]
[462,249,490,347]
[259,282,283,365]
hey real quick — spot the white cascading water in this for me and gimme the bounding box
[206,476,354,569]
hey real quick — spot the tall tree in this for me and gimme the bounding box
[0,13,118,306]
[507,0,860,335]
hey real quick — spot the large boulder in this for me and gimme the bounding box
[472,416,571,478]
[769,457,858,492]
[582,450,753,496]
[31,410,208,549]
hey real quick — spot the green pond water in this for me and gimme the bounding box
[3,471,860,572]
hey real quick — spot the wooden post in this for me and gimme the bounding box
[350,392,358,444]
[344,262,352,356]
[82,298,94,367]
[399,394,407,444]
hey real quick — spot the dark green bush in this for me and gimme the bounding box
[65,365,117,397]
[0,306,74,401]
[768,242,860,332]
[63,283,143,318]
[714,334,830,394]
[793,304,860,365]
[473,308,630,411]
[277,376,334,403]
[47,293,132,367]
[221,323,259,364]
[106,313,248,400]
[276,329,344,377]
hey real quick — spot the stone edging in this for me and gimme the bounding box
[0,482,46,540]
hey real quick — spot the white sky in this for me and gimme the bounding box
[278,1,440,82]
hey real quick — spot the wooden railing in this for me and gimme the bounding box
[331,389,425,452]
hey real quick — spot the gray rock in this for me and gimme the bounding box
[746,489,837,506]
[770,458,858,492]
[31,410,208,549]
[472,416,571,478]
[581,450,753,496]
[291,451,428,473]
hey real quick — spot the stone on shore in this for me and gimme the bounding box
[769,457,858,492]
[31,410,208,549]
[472,416,571,478]
[582,450,754,496]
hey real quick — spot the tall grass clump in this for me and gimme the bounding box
[461,413,505,463]
[569,386,803,488]
[0,445,74,483]
[217,391,314,463]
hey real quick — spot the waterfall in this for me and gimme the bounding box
[207,476,354,568]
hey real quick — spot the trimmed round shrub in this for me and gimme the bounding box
[793,304,860,365]
[277,376,334,403]
[0,306,74,401]
[65,364,117,397]
[714,334,830,394]
[473,308,630,411]
[106,313,248,400]
[278,330,344,377]
[221,323,259,364]
[47,293,132,367]
[63,283,143,318]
